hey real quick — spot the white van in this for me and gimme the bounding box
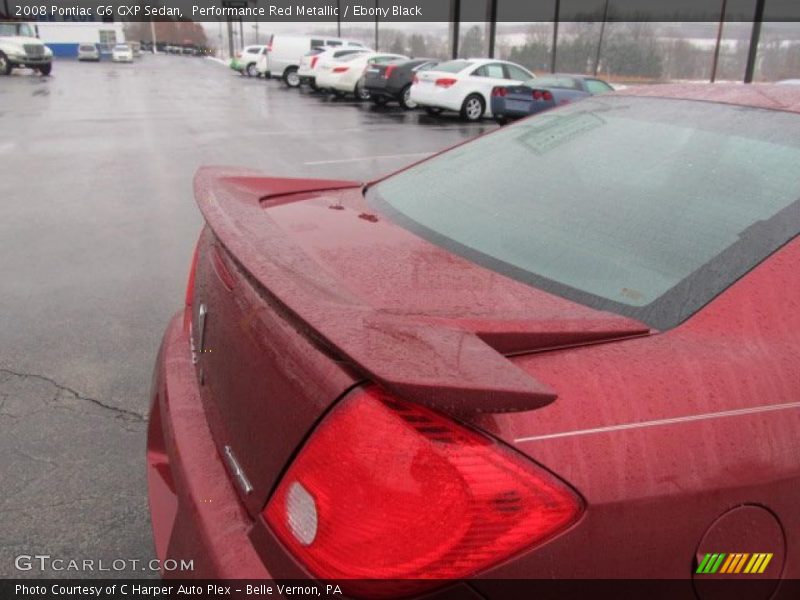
[256,35,367,87]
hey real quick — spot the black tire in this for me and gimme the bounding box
[494,114,508,126]
[283,67,300,88]
[424,106,443,117]
[0,52,12,76]
[460,93,485,122]
[309,79,319,92]
[38,63,52,76]
[399,84,417,110]
[245,63,258,78]
[371,95,388,106]
[355,81,370,101]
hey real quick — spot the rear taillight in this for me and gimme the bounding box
[491,86,507,97]
[435,77,458,88]
[310,56,318,69]
[264,387,582,594]
[532,89,554,101]
[183,237,201,331]
[384,65,396,79]
[332,66,349,73]
[411,74,419,84]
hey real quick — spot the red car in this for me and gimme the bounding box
[148,84,800,596]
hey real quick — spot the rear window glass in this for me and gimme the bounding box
[532,76,582,90]
[370,97,800,329]
[340,53,367,62]
[333,50,364,58]
[434,60,475,73]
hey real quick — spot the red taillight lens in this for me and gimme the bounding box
[264,387,582,594]
[435,77,458,88]
[310,56,318,69]
[533,89,554,101]
[411,74,419,84]
[491,86,507,97]
[332,66,349,73]
[384,65,396,79]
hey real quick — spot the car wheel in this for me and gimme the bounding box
[461,94,485,122]
[309,80,319,92]
[399,84,417,110]
[0,53,12,76]
[38,63,52,76]
[246,63,258,78]
[424,107,443,117]
[494,114,508,126]
[371,95,388,106]
[283,67,300,88]
[355,81,370,101]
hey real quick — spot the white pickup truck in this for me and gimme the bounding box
[0,21,53,76]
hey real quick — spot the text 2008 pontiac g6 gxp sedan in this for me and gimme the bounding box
[148,84,800,597]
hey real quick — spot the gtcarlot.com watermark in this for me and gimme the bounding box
[15,554,194,573]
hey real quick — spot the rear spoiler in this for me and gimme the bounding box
[194,167,648,414]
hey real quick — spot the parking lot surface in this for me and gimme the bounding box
[0,54,492,577]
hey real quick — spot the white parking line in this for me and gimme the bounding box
[514,401,800,443]
[304,152,435,165]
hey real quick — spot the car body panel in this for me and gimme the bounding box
[257,35,367,78]
[232,45,267,74]
[77,44,100,61]
[316,53,407,94]
[112,44,133,63]
[297,46,371,86]
[491,75,613,120]
[410,58,534,117]
[363,58,438,101]
[149,85,800,587]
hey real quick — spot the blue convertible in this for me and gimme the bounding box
[490,74,614,125]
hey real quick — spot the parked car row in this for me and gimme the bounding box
[231,34,614,123]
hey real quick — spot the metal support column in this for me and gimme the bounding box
[710,0,728,83]
[593,0,609,76]
[744,0,766,83]
[451,0,461,59]
[551,0,560,73]
[487,0,498,58]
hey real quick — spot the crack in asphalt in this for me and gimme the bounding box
[0,368,147,422]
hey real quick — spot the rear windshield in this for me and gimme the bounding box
[530,76,581,90]
[333,49,365,58]
[434,60,475,73]
[340,53,368,62]
[370,97,800,330]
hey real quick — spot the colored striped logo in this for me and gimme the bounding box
[696,553,773,575]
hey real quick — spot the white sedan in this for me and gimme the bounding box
[410,58,535,121]
[316,52,407,100]
[111,44,134,63]
[298,46,371,90]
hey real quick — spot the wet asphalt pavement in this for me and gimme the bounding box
[0,54,492,578]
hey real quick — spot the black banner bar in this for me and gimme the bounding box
[3,0,800,22]
[3,579,800,600]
